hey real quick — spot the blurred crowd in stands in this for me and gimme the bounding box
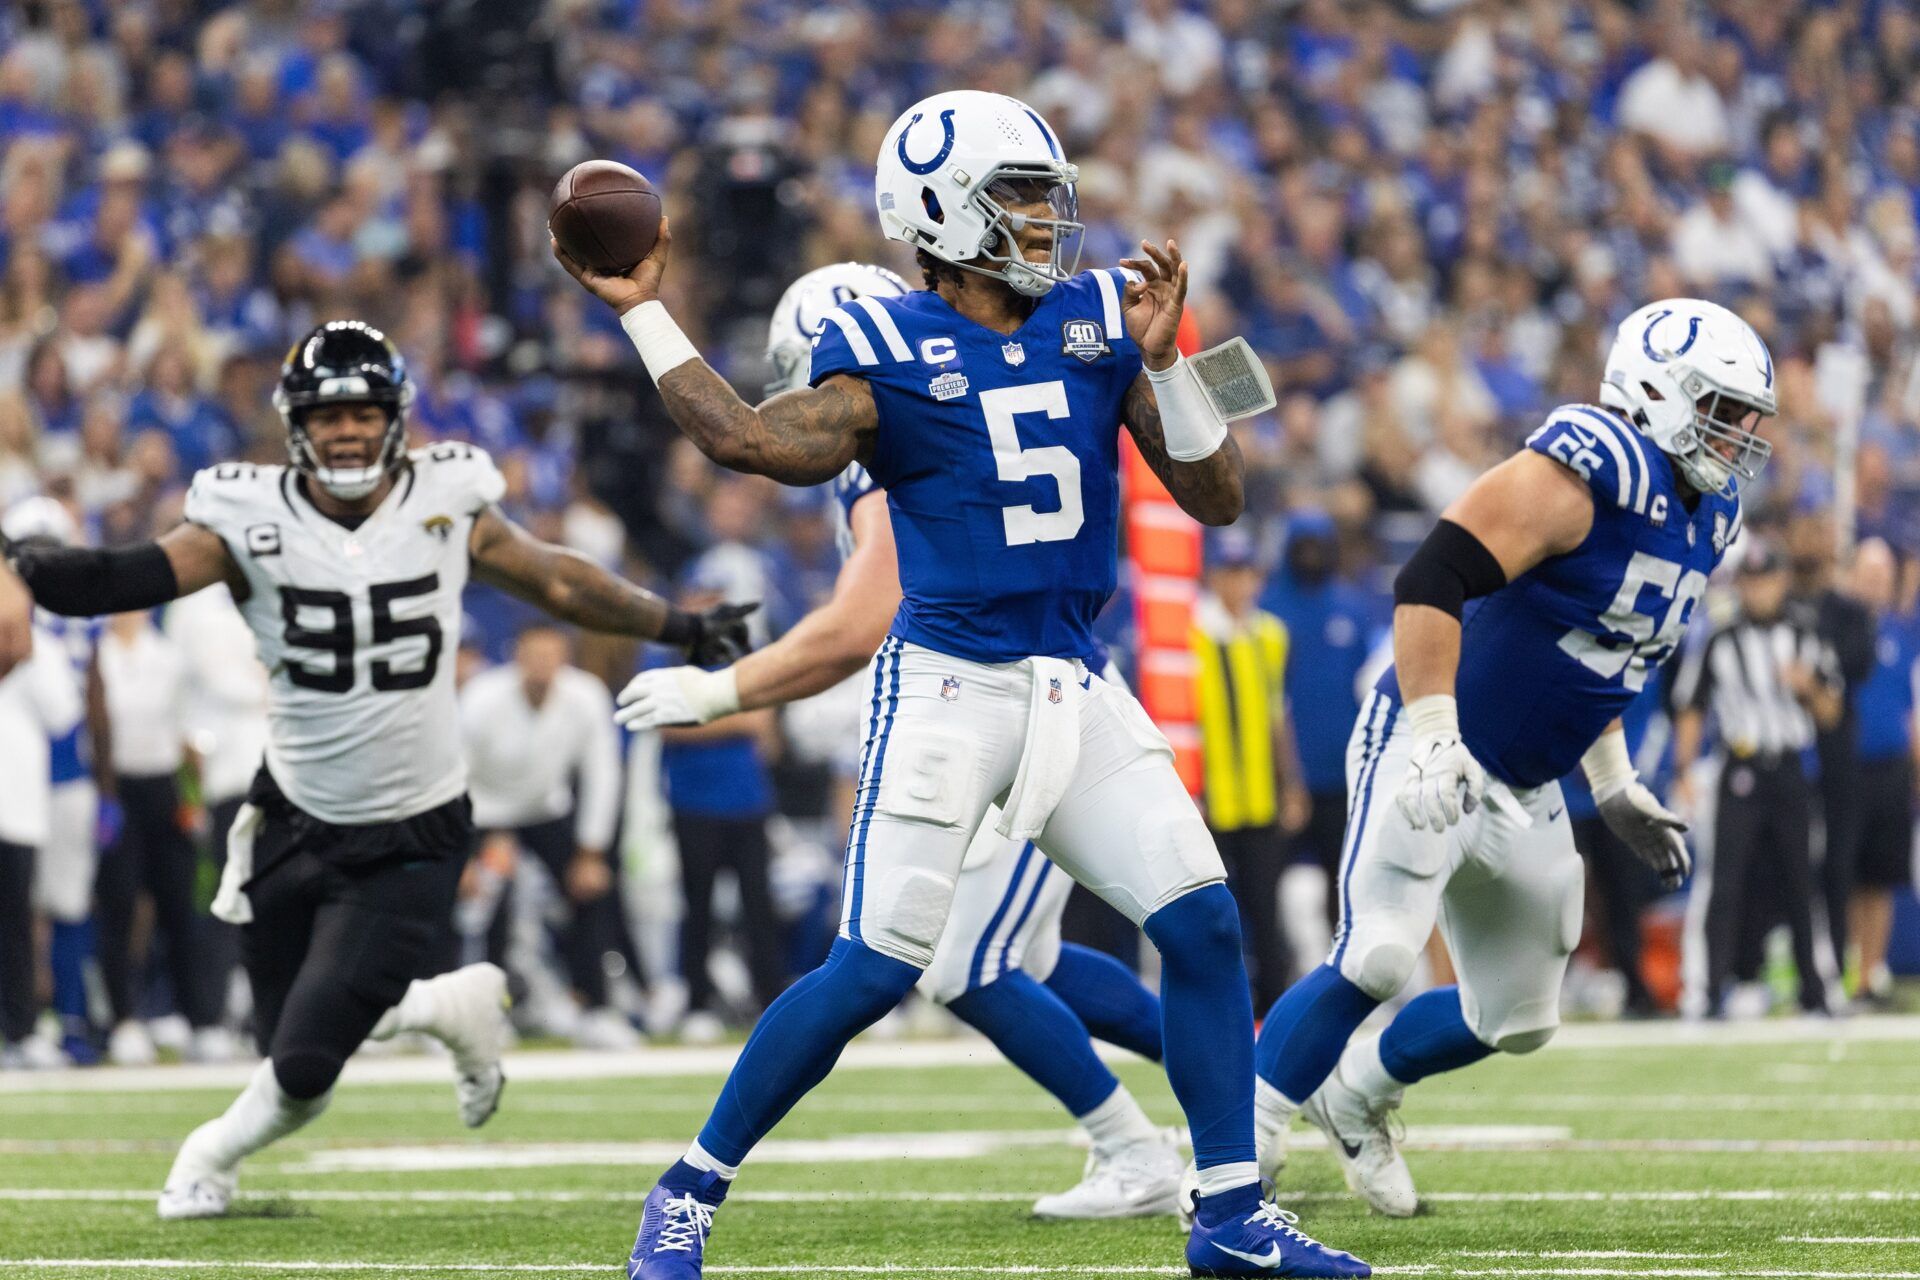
[1,0,1918,1067]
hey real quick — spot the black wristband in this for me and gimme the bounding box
[1394,518,1507,619]
[14,542,179,617]
[657,607,697,647]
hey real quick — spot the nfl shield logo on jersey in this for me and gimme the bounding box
[1001,340,1026,367]
[940,675,961,702]
[1047,676,1063,704]
[1060,319,1109,363]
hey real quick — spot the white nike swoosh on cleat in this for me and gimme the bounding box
[1215,1243,1285,1268]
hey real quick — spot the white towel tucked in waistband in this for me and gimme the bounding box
[994,656,1083,842]
[210,802,263,924]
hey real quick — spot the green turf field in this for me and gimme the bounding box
[1,1019,1918,1278]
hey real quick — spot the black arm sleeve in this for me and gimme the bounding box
[1393,518,1508,619]
[9,542,179,617]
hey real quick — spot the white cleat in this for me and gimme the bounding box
[157,1171,235,1220]
[108,1019,158,1067]
[1302,1071,1419,1218]
[157,1120,238,1220]
[1033,1131,1185,1220]
[423,963,512,1127]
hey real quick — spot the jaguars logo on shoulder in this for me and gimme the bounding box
[1060,319,1109,363]
[423,515,455,542]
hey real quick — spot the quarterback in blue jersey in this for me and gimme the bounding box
[558,90,1368,1278]
[617,263,1181,1221]
[1246,299,1774,1218]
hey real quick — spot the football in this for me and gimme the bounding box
[548,159,663,275]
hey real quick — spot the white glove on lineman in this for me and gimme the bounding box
[614,665,741,731]
[1583,731,1690,890]
[1396,695,1486,834]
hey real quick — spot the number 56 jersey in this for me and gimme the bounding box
[182,444,505,825]
[1379,403,1741,789]
[808,270,1142,666]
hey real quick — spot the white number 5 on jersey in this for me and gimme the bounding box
[980,381,1084,546]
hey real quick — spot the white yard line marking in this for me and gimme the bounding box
[1460,1252,1729,1260]
[8,1266,1920,1280]
[2,1015,1917,1094]
[1784,1240,1920,1245]
[267,1126,1573,1174]
[5,1188,1920,1207]
[1422,1095,1920,1113]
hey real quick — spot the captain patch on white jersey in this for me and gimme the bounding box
[183,442,504,824]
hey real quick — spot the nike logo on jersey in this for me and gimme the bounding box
[1339,1137,1362,1159]
[1214,1243,1285,1268]
[1548,807,1564,822]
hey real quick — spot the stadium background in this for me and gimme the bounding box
[5,0,1920,1048]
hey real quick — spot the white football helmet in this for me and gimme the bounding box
[875,90,1081,298]
[764,262,910,395]
[1601,299,1777,497]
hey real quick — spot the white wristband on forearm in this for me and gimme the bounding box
[1144,354,1229,462]
[1404,693,1460,741]
[682,664,743,724]
[1580,730,1635,802]
[620,300,702,384]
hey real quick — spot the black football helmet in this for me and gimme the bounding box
[272,321,415,500]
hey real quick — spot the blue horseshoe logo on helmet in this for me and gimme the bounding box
[1641,309,1702,362]
[897,109,958,176]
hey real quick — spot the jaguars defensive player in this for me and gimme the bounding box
[618,261,1182,1220]
[559,89,1367,1279]
[5,321,751,1220]
[1247,299,1771,1217]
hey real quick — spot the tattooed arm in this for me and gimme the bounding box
[1116,236,1243,525]
[552,221,874,486]
[655,365,876,486]
[1123,371,1245,526]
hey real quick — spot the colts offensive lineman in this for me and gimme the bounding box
[5,322,751,1220]
[1248,299,1771,1217]
[618,262,1182,1220]
[560,90,1368,1279]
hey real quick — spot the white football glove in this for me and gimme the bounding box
[1395,695,1486,834]
[614,665,741,731]
[1596,781,1691,890]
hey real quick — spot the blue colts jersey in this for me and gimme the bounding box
[808,270,1142,666]
[1380,404,1741,788]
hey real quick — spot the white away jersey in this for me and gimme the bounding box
[183,442,505,824]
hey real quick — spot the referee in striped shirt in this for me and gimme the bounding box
[1672,538,1842,1016]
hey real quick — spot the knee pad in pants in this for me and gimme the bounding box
[1335,918,1422,1002]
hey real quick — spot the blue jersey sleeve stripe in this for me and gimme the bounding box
[850,296,913,362]
[823,307,879,366]
[1571,407,1653,514]
[1093,269,1124,339]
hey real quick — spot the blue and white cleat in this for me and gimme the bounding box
[1188,1199,1371,1277]
[628,1169,727,1279]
